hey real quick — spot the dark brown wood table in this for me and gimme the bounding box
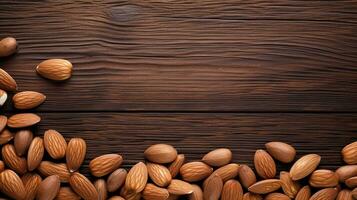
[0,0,356,178]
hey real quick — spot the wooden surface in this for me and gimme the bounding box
[0,0,356,178]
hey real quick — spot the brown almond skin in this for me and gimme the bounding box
[89,154,123,177]
[0,68,17,91]
[211,163,240,182]
[56,187,81,200]
[36,59,73,81]
[168,154,185,178]
[27,137,45,171]
[120,186,142,200]
[248,179,281,194]
[254,149,276,179]
[0,160,4,173]
[0,115,7,132]
[168,179,194,195]
[295,185,311,200]
[66,138,86,172]
[202,148,232,167]
[142,183,169,200]
[107,168,127,192]
[144,144,178,164]
[14,129,33,156]
[221,179,243,200]
[351,188,357,199]
[147,162,172,187]
[290,154,321,180]
[265,141,296,163]
[0,129,14,145]
[2,144,27,175]
[125,162,148,193]
[310,188,338,200]
[189,184,203,200]
[203,174,223,200]
[0,37,17,57]
[44,129,67,159]
[309,169,339,188]
[94,179,107,200]
[180,161,213,182]
[265,193,290,200]
[342,141,357,164]
[280,171,300,198]
[13,91,46,109]
[38,161,70,182]
[243,192,262,200]
[336,165,357,182]
[238,164,257,189]
[337,189,353,200]
[22,173,42,200]
[69,172,98,200]
[345,176,357,188]
[7,113,41,128]
[36,175,60,200]
[0,169,26,199]
[108,196,125,200]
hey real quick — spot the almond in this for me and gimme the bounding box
[189,184,203,200]
[337,189,353,200]
[221,179,243,200]
[280,171,300,198]
[242,192,262,200]
[254,149,276,179]
[142,183,169,200]
[14,129,33,156]
[310,188,338,200]
[13,91,46,109]
[345,176,357,188]
[108,196,125,200]
[351,188,357,199]
[22,173,42,200]
[265,141,296,163]
[295,185,311,200]
[94,179,107,200]
[168,154,185,178]
[120,186,142,200]
[0,37,17,57]
[0,161,4,173]
[89,154,123,177]
[336,165,357,182]
[0,89,7,106]
[211,163,240,182]
[44,129,67,159]
[309,169,339,188]
[0,115,7,132]
[36,59,73,81]
[66,138,86,172]
[290,154,321,180]
[248,179,281,194]
[0,68,17,91]
[180,161,213,182]
[69,172,98,200]
[265,193,290,200]
[0,129,13,145]
[202,148,232,167]
[238,164,256,189]
[27,137,44,171]
[167,179,194,195]
[56,187,81,200]
[342,141,357,164]
[125,162,148,193]
[2,144,27,175]
[144,144,178,164]
[36,175,60,200]
[7,113,41,128]
[147,162,172,187]
[107,168,127,192]
[38,161,70,182]
[0,170,26,199]
[203,174,223,200]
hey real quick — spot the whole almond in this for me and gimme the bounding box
[221,179,243,200]
[202,148,232,167]
[0,129,13,145]
[295,185,311,200]
[290,154,321,180]
[125,162,148,193]
[345,176,357,188]
[142,183,169,200]
[0,170,26,199]
[56,187,81,200]
[309,169,339,188]
[238,164,256,189]
[36,175,60,200]
[89,154,123,177]
[147,162,172,187]
[167,179,194,195]
[280,171,300,198]
[248,179,281,194]
[14,129,33,156]
[107,168,127,192]
[211,163,240,182]
[0,115,7,132]
[108,196,125,200]
[120,186,142,200]
[203,174,223,200]
[265,141,296,163]
[69,172,98,200]
[180,161,213,182]
[144,144,177,164]
[66,138,86,172]
[168,154,185,178]
[0,160,4,173]
[254,149,276,179]
[27,137,45,171]
[44,129,67,159]
[336,165,357,182]
[353,188,357,199]
[0,89,7,106]
[189,184,203,200]
[22,173,42,200]
[242,192,262,200]
[38,161,70,182]
[13,91,46,109]
[7,113,40,128]
[310,188,338,200]
[0,68,17,91]
[94,179,107,200]
[342,141,357,164]
[0,37,17,57]
[337,189,353,200]
[36,59,73,81]
[265,193,290,200]
[2,144,27,175]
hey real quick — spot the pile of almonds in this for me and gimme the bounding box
[0,37,357,200]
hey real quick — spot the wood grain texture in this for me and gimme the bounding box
[0,1,357,111]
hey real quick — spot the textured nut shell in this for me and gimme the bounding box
[107,168,127,192]
[168,179,194,195]
[189,184,203,200]
[0,115,7,132]
[254,149,276,179]
[89,154,123,177]
[337,189,353,200]
[248,179,281,194]
[203,174,223,200]
[265,141,296,163]
[69,172,98,200]
[14,129,33,156]
[144,144,178,163]
[125,162,148,193]
[290,154,321,180]
[0,68,17,91]
[169,154,185,178]
[22,173,42,200]
[66,138,86,172]
[13,91,46,109]
[309,169,339,188]
[238,164,257,189]
[265,193,290,200]
[7,113,40,128]
[142,183,169,200]
[147,162,172,187]
[38,161,70,182]
[2,144,27,175]
[27,137,45,171]
[0,169,26,199]
[295,185,311,200]
[94,179,107,200]
[211,163,240,182]
[44,129,67,159]
[36,59,73,81]
[342,141,357,164]
[56,187,81,200]
[243,192,263,200]
[36,175,60,200]
[0,37,17,57]
[221,179,243,200]
[180,161,213,182]
[0,129,13,145]
[202,148,232,167]
[336,165,357,182]
[310,188,338,200]
[280,171,300,198]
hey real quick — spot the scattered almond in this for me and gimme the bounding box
[265,193,290,200]
[295,185,311,200]
[309,169,339,188]
[13,91,46,109]
[265,141,296,163]
[351,188,357,199]
[7,113,40,128]
[342,141,357,164]
[248,179,281,194]
[66,138,86,172]
[0,68,17,91]
[211,163,240,182]
[345,176,357,188]
[120,186,142,200]
[22,173,42,200]
[0,37,17,57]
[180,161,213,182]
[108,196,125,200]
[125,162,148,193]
[36,175,60,200]
[27,137,44,171]
[0,129,13,145]
[0,115,7,132]
[337,189,353,200]
[36,59,73,81]
[144,144,178,164]
[147,162,172,187]
[0,169,26,199]
[202,148,232,167]
[310,188,338,200]
[142,183,169,200]
[336,165,357,182]
[69,172,98,200]
[89,154,123,177]
[167,179,193,195]
[37,161,70,182]
[203,174,223,200]
[290,154,321,180]
[107,168,127,192]
[221,179,243,200]
[168,154,185,178]
[280,171,300,198]
[56,187,81,200]
[189,184,203,200]
[254,149,276,179]
[44,129,67,159]
[242,192,262,200]
[238,164,257,189]
[1,144,27,175]
[94,179,107,200]
[14,129,33,156]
